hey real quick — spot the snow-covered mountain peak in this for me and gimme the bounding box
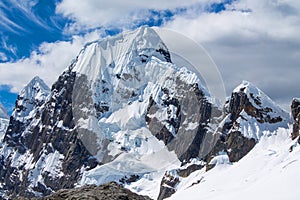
[73,26,171,83]
[19,76,50,99]
[12,76,50,120]
[226,80,290,141]
[70,26,209,124]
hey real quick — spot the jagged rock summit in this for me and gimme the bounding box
[218,80,289,160]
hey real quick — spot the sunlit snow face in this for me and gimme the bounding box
[70,27,226,168]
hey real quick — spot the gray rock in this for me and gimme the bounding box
[291,98,300,142]
[16,182,151,200]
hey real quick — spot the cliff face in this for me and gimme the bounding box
[0,70,98,197]
[291,98,300,143]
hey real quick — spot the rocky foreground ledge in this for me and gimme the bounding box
[16,182,151,200]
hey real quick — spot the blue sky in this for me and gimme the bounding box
[0,0,300,113]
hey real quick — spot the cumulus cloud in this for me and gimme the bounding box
[0,30,102,93]
[163,0,300,110]
[56,0,205,31]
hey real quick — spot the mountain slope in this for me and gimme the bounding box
[169,127,300,200]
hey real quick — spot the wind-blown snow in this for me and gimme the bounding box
[169,127,300,200]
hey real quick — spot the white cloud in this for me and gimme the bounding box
[56,0,205,31]
[163,0,300,110]
[0,30,102,93]
[166,0,300,43]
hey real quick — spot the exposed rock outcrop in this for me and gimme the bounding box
[214,81,289,162]
[157,161,205,200]
[291,98,300,143]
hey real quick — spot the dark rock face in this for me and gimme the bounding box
[225,131,256,162]
[291,98,300,142]
[229,89,282,124]
[148,80,223,200]
[17,182,151,200]
[146,80,222,163]
[0,66,98,198]
[157,171,180,200]
[157,162,205,200]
